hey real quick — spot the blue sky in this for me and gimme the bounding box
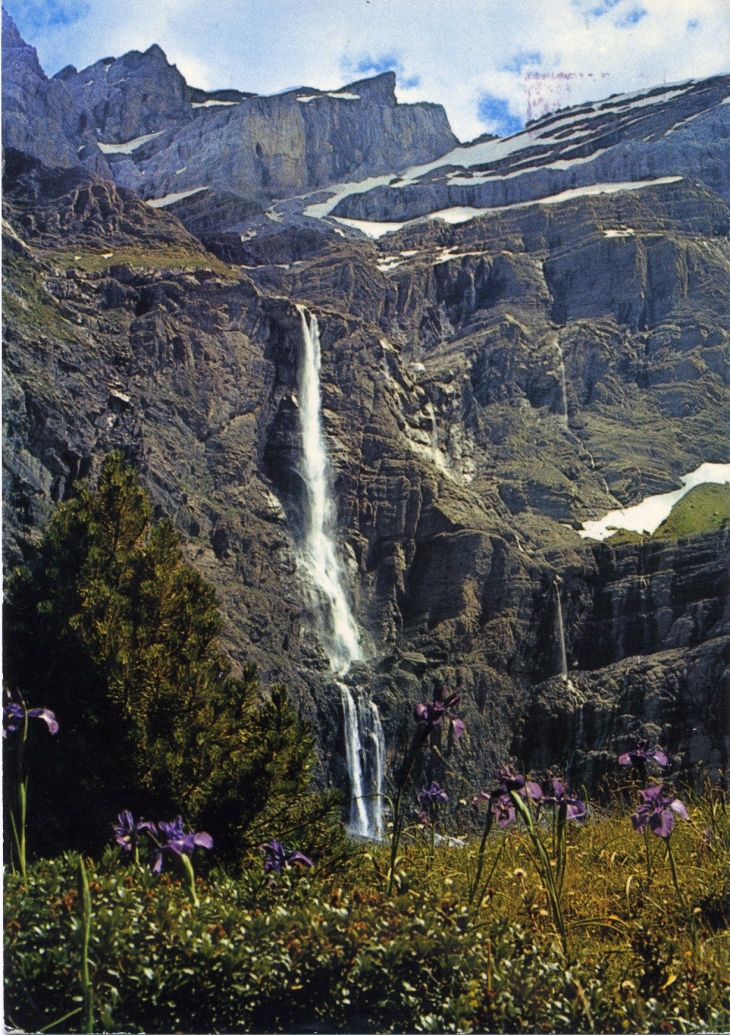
[5,0,730,140]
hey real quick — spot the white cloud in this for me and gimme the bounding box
[6,0,729,141]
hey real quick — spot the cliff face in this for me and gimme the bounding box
[2,15,729,796]
[4,156,728,794]
[329,76,730,222]
[110,74,456,211]
[42,40,458,209]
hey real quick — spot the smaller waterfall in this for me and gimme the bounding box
[340,684,385,839]
[369,700,385,839]
[554,337,568,426]
[554,580,568,680]
[341,684,369,835]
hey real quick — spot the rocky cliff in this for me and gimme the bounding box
[1,9,109,175]
[328,76,730,222]
[3,14,728,804]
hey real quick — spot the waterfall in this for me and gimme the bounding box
[339,684,385,839]
[554,337,568,426]
[295,307,384,838]
[554,580,568,680]
[368,699,385,839]
[297,306,361,674]
[340,684,370,836]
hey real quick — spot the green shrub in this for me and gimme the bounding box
[5,808,729,1034]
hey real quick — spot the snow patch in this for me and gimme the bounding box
[428,206,493,224]
[579,463,730,540]
[426,178,683,224]
[303,173,396,219]
[333,217,407,238]
[375,256,405,271]
[297,91,360,102]
[191,99,239,107]
[98,131,163,154]
[146,186,209,208]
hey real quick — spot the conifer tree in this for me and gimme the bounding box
[4,453,339,862]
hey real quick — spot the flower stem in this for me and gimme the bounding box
[386,733,422,896]
[666,835,696,952]
[78,856,94,1034]
[643,826,652,889]
[468,808,493,905]
[474,834,506,913]
[181,853,199,906]
[11,706,30,880]
[510,790,569,958]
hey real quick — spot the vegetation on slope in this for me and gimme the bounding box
[653,482,730,539]
[44,244,237,278]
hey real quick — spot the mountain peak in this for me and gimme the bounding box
[2,6,46,81]
[346,70,397,104]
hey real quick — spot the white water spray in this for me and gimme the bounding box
[368,699,385,839]
[297,307,361,673]
[296,307,384,837]
[339,684,386,839]
[340,684,370,835]
[554,337,568,426]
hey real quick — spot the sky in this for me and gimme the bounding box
[5,0,730,141]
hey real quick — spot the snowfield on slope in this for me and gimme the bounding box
[579,463,730,540]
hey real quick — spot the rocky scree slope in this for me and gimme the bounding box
[2,14,728,799]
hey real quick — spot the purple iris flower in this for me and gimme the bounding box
[414,686,465,740]
[472,767,542,829]
[539,773,587,821]
[113,811,156,851]
[490,793,517,828]
[260,839,313,874]
[2,698,58,737]
[152,816,213,873]
[493,767,542,801]
[618,739,668,769]
[631,784,689,839]
[417,781,449,806]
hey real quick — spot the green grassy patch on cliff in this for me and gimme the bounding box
[43,244,238,279]
[653,482,730,539]
[2,253,79,340]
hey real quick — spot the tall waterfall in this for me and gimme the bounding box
[297,306,361,674]
[554,580,568,680]
[296,307,384,837]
